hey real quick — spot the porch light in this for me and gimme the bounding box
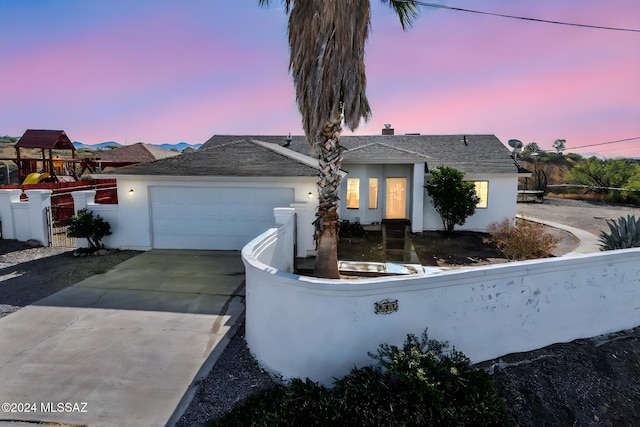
[307,192,313,199]
[128,189,135,195]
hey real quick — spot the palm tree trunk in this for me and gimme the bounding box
[313,118,343,279]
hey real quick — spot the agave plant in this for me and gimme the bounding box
[599,215,640,251]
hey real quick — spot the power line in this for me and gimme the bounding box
[566,136,640,150]
[400,1,640,33]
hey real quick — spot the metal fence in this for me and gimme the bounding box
[46,204,76,248]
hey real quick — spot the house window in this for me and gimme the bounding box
[473,181,488,208]
[368,178,378,209]
[346,178,360,209]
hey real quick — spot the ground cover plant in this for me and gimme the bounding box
[206,331,510,426]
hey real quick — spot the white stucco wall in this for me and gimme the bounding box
[98,175,318,254]
[423,174,519,232]
[243,225,640,385]
[0,189,51,246]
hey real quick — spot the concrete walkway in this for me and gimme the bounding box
[517,214,601,254]
[0,250,245,427]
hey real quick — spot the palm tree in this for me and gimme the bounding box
[259,0,419,278]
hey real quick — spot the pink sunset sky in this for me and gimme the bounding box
[1,0,639,157]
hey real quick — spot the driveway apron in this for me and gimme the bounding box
[0,250,245,427]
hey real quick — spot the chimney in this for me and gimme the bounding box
[382,124,394,135]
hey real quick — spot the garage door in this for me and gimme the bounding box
[150,186,295,249]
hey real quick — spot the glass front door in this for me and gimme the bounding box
[385,177,407,219]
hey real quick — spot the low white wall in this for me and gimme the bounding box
[243,226,640,385]
[0,189,51,246]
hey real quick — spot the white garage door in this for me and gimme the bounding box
[150,186,295,250]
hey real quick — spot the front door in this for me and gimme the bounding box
[385,177,407,219]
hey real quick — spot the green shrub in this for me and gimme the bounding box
[207,331,511,427]
[599,215,640,251]
[339,220,366,238]
[66,208,112,249]
[484,218,558,261]
[426,165,480,233]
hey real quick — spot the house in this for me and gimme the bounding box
[101,139,318,253]
[80,142,181,174]
[204,131,527,233]
[98,131,526,253]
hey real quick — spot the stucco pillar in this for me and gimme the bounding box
[290,202,315,257]
[70,191,98,248]
[0,189,23,239]
[71,190,97,212]
[274,207,296,273]
[412,163,425,232]
[25,189,52,246]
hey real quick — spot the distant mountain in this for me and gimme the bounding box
[157,142,202,151]
[73,141,121,150]
[72,141,201,151]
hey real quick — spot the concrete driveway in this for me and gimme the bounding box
[0,250,245,427]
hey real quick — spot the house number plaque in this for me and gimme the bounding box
[374,299,399,315]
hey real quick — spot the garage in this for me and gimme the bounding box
[150,186,295,250]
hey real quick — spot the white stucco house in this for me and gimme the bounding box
[98,132,527,254]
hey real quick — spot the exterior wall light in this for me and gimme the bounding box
[307,192,313,199]
[128,189,135,195]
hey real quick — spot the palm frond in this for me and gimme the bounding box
[381,0,420,30]
[288,0,372,146]
[258,0,292,14]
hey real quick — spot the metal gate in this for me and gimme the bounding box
[46,204,76,248]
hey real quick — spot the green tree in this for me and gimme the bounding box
[625,167,640,191]
[258,0,419,278]
[566,157,638,193]
[523,142,541,155]
[552,139,566,154]
[426,166,480,233]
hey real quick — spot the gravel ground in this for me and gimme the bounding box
[0,240,139,319]
[517,196,640,236]
[175,322,275,426]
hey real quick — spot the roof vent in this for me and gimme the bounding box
[283,133,292,147]
[382,124,394,135]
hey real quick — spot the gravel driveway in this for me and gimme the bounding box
[517,197,640,236]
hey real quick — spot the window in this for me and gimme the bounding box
[368,178,378,209]
[473,181,488,208]
[346,178,360,209]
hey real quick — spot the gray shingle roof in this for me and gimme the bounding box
[94,143,179,163]
[203,134,520,174]
[106,139,319,177]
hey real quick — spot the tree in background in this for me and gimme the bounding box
[523,142,541,155]
[426,166,480,233]
[552,139,566,154]
[566,157,638,193]
[624,168,640,201]
[258,0,419,278]
[0,135,18,144]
